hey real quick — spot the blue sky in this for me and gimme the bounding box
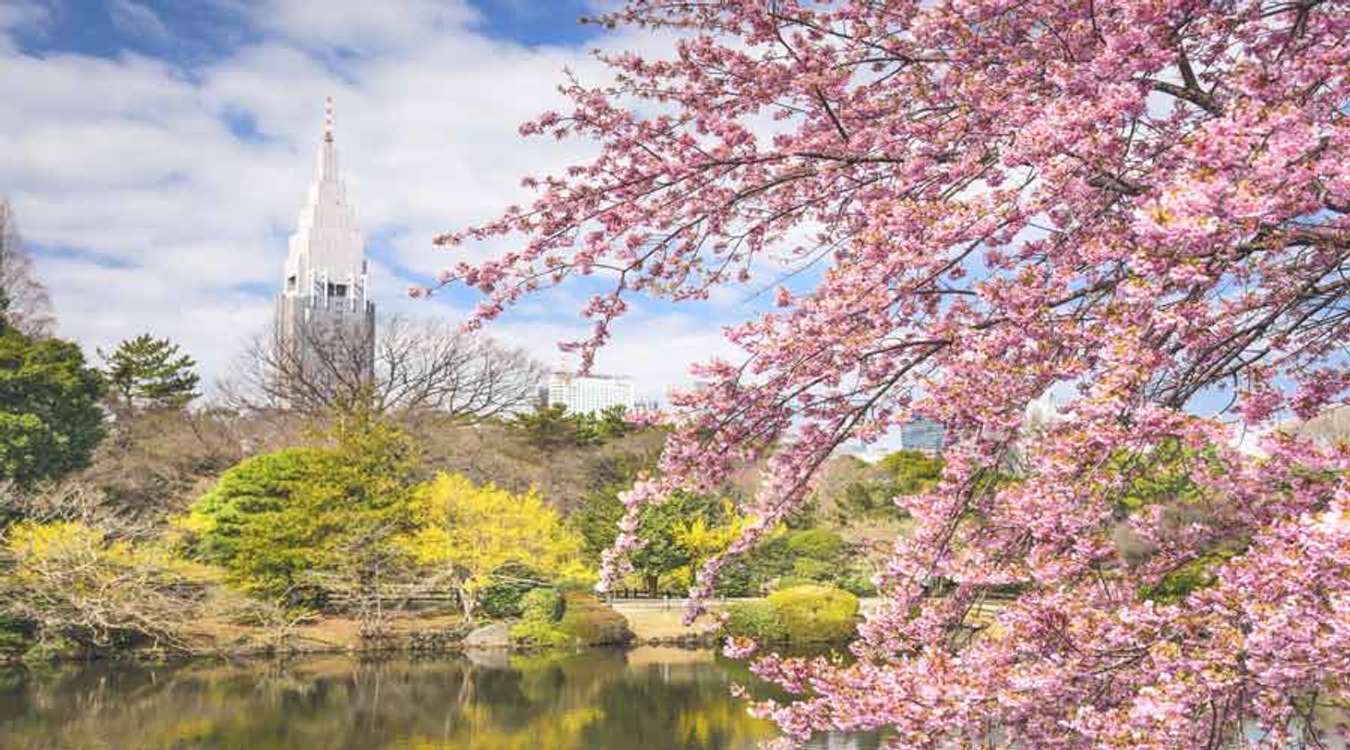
[8,1,606,64]
[0,0,753,403]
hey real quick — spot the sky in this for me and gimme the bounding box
[0,0,753,403]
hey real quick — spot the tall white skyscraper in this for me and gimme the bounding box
[543,371,635,415]
[275,98,375,390]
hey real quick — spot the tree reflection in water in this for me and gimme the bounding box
[0,647,882,750]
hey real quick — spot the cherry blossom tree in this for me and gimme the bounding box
[429,1,1349,747]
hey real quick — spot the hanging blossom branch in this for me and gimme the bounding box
[425,0,1349,747]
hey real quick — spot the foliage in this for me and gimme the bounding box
[183,416,421,601]
[576,481,729,596]
[570,405,635,445]
[99,334,200,412]
[0,327,106,487]
[0,613,34,658]
[519,587,564,623]
[784,528,844,561]
[509,617,572,649]
[0,521,203,653]
[183,446,337,592]
[723,585,858,643]
[789,558,834,581]
[509,590,630,649]
[478,563,545,618]
[722,600,787,643]
[434,0,1350,744]
[555,592,632,646]
[509,587,572,648]
[402,473,584,616]
[832,451,943,521]
[766,585,860,643]
[513,403,634,450]
[673,499,745,589]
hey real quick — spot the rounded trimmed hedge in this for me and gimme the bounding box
[724,584,859,643]
[508,590,633,648]
[557,592,632,645]
[520,587,564,622]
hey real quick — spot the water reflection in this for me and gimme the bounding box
[0,648,879,750]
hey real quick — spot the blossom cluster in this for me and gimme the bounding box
[433,0,1349,746]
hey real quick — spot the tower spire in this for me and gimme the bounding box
[323,95,334,143]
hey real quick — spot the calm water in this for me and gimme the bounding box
[0,647,880,750]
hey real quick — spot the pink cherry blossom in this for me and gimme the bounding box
[432,1,1350,746]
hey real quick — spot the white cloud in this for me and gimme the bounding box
[253,0,481,52]
[0,1,744,401]
[108,0,172,43]
[0,0,48,37]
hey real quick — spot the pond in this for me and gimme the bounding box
[0,646,881,750]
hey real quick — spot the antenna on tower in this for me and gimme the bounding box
[323,96,334,142]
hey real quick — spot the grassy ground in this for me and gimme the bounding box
[614,596,999,644]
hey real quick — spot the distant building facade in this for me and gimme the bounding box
[899,417,946,455]
[543,371,635,415]
[275,98,375,393]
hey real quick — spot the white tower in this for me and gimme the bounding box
[275,98,376,394]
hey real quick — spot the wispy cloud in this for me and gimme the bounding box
[108,0,172,43]
[0,0,739,401]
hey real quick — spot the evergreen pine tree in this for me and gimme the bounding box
[100,334,201,412]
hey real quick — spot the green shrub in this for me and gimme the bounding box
[0,615,34,659]
[767,585,859,642]
[520,588,563,623]
[773,575,816,591]
[785,528,844,560]
[508,619,571,649]
[791,557,835,581]
[479,582,528,618]
[479,565,546,618]
[837,571,878,597]
[557,593,632,645]
[182,419,420,600]
[722,600,787,642]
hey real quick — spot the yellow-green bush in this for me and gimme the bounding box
[558,593,632,646]
[509,618,572,649]
[724,585,859,643]
[508,591,631,648]
[520,587,563,622]
[0,521,203,653]
[768,585,859,642]
[723,600,787,642]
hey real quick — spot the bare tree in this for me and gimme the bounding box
[0,197,56,338]
[0,507,203,654]
[223,315,546,421]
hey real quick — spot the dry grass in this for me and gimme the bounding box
[182,612,469,655]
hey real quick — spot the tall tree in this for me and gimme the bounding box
[402,472,584,616]
[225,315,545,421]
[185,414,422,605]
[574,482,725,597]
[100,334,200,412]
[0,326,105,486]
[0,197,55,339]
[436,2,1350,747]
